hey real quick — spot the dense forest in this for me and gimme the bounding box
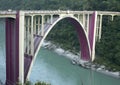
[0,0,120,71]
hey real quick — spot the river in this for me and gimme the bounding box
[0,19,120,85]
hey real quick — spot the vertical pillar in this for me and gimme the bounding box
[82,13,85,28]
[98,14,103,41]
[88,11,97,61]
[95,15,100,41]
[41,15,44,36]
[34,16,36,34]
[6,11,25,85]
[46,16,49,24]
[27,17,30,54]
[24,18,26,53]
[30,15,34,55]
[78,14,80,22]
[16,11,25,85]
[38,16,40,35]
[87,14,89,36]
[6,18,18,85]
[50,15,53,24]
[111,15,114,21]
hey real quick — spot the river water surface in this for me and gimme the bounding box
[0,19,120,85]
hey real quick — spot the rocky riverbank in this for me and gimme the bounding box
[42,40,120,79]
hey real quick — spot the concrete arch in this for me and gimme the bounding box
[27,15,92,80]
[34,16,91,61]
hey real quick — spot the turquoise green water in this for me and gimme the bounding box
[0,19,6,83]
[0,19,120,85]
[30,48,120,85]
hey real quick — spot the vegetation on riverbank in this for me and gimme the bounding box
[95,16,120,71]
[0,80,51,85]
[23,81,51,85]
[0,0,120,76]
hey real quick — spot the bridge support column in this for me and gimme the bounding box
[6,11,25,85]
[30,15,34,55]
[87,14,90,36]
[38,16,41,35]
[41,15,44,36]
[26,17,30,54]
[98,14,103,41]
[88,11,97,61]
[82,13,85,29]
[34,16,37,34]
[50,14,53,24]
[6,18,19,85]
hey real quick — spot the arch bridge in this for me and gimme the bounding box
[0,10,120,85]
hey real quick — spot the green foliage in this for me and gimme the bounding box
[0,0,120,11]
[24,81,32,85]
[35,81,50,85]
[96,16,120,70]
[46,19,80,54]
[17,81,50,85]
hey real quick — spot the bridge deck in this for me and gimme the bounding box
[0,10,120,18]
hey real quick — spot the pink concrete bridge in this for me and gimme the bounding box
[0,10,120,85]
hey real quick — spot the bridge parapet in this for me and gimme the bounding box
[0,10,120,16]
[0,10,16,18]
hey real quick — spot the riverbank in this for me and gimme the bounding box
[42,40,120,79]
